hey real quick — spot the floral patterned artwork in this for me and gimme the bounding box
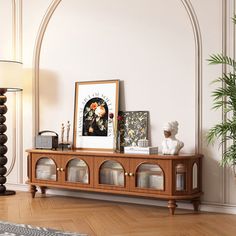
[119,111,149,148]
[83,97,108,136]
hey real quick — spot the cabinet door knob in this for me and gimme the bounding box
[56,168,60,171]
[124,172,128,176]
[129,173,134,177]
[60,168,64,172]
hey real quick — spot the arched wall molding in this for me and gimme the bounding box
[32,0,202,152]
[181,0,202,154]
[32,0,62,139]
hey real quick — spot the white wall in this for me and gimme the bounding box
[39,0,196,153]
[0,0,12,58]
[1,0,236,211]
[193,0,225,204]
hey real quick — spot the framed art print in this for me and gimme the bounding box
[73,80,119,150]
[119,111,149,149]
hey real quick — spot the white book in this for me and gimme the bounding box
[124,146,158,154]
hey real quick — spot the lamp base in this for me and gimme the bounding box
[0,190,16,196]
[0,88,17,197]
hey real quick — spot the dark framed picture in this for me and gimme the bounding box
[119,111,149,149]
[73,80,119,150]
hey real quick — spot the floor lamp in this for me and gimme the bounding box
[0,60,22,196]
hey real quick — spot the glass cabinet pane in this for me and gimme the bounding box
[175,164,186,191]
[136,163,164,190]
[99,161,124,186]
[192,163,198,189]
[36,157,56,181]
[66,158,89,184]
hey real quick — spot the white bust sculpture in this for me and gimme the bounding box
[161,121,184,155]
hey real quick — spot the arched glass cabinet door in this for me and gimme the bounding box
[136,163,164,190]
[99,160,124,187]
[175,164,186,191]
[66,158,89,184]
[36,157,56,181]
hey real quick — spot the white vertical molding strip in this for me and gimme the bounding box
[17,91,23,183]
[12,0,16,60]
[181,0,202,154]
[14,0,22,61]
[12,0,22,61]
[221,0,227,205]
[16,0,23,183]
[224,0,236,204]
[32,0,62,140]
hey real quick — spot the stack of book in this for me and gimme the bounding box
[124,146,158,154]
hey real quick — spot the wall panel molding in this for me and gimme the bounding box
[224,0,236,204]
[33,0,202,153]
[30,0,236,211]
[221,0,228,205]
[32,0,62,139]
[12,0,22,61]
[12,0,16,59]
[181,0,202,154]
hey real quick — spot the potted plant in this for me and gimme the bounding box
[207,16,236,175]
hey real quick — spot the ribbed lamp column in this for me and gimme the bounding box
[0,60,22,195]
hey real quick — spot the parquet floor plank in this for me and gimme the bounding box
[65,218,96,236]
[0,191,236,236]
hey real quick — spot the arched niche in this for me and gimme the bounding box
[33,0,202,153]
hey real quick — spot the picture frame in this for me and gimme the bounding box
[119,111,149,150]
[73,80,119,150]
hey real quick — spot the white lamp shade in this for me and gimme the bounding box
[0,60,23,91]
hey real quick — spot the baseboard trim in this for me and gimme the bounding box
[6,183,236,214]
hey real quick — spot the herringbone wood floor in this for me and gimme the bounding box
[0,191,236,236]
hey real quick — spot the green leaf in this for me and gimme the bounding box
[232,15,236,24]
[207,25,236,166]
[208,54,236,69]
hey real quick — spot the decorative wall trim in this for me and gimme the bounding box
[221,0,227,205]
[33,0,202,153]
[26,0,236,213]
[12,0,16,59]
[12,0,22,61]
[223,0,236,204]
[181,0,202,154]
[32,0,62,139]
[16,0,22,61]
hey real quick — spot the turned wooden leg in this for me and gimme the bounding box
[40,186,46,195]
[192,198,200,212]
[168,200,177,215]
[30,185,37,198]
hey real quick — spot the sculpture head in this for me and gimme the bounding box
[163,121,179,138]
